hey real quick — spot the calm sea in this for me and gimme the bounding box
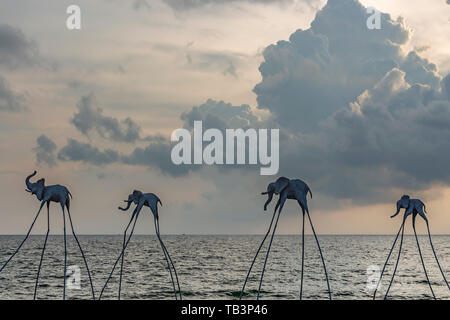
[0,235,448,300]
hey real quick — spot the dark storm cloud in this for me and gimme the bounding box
[181,99,261,130]
[122,140,193,176]
[443,74,450,100]
[71,95,142,143]
[58,98,268,176]
[57,136,192,176]
[33,135,57,167]
[0,24,42,70]
[244,0,450,203]
[58,139,120,165]
[121,99,265,176]
[329,70,449,196]
[0,75,25,112]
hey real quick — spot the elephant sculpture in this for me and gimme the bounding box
[240,177,331,300]
[99,190,181,300]
[373,195,449,300]
[0,171,95,300]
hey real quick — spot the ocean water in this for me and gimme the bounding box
[0,235,448,300]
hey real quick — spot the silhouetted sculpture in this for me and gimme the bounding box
[373,195,449,300]
[0,171,95,300]
[240,177,331,300]
[99,190,181,300]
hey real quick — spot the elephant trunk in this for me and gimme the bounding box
[391,202,401,218]
[263,192,273,211]
[25,171,37,192]
[119,200,132,211]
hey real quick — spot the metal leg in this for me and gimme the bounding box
[62,205,67,300]
[67,208,96,299]
[99,212,139,300]
[425,219,449,290]
[154,218,178,300]
[240,201,279,300]
[257,208,282,300]
[34,202,50,299]
[300,210,305,300]
[413,215,435,299]
[384,220,405,299]
[373,218,405,300]
[306,211,331,300]
[0,201,45,273]
[118,212,136,300]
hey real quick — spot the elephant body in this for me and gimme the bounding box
[263,176,312,214]
[392,195,427,221]
[101,189,181,300]
[0,171,96,300]
[374,194,449,300]
[119,190,162,218]
[40,185,71,206]
[25,171,72,209]
[241,176,331,300]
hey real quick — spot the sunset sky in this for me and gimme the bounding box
[1,0,450,235]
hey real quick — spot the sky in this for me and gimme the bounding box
[0,0,450,235]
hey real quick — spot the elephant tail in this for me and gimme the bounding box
[307,186,312,199]
[68,191,73,199]
[157,197,162,207]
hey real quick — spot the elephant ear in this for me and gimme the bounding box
[132,190,143,199]
[36,178,45,200]
[273,177,290,194]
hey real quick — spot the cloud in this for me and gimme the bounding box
[163,0,296,10]
[245,0,450,203]
[122,140,193,176]
[181,99,261,130]
[51,0,450,207]
[58,98,268,176]
[58,139,120,165]
[133,0,151,10]
[0,24,42,70]
[306,69,450,199]
[186,51,241,77]
[71,95,142,143]
[122,99,267,176]
[0,75,25,112]
[254,0,440,132]
[33,135,57,167]
[56,135,190,176]
[152,42,245,77]
[443,74,450,99]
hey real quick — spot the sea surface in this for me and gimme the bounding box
[0,235,448,300]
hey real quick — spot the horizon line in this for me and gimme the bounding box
[0,233,449,236]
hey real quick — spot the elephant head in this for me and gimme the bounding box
[25,171,45,201]
[119,190,143,211]
[262,177,290,211]
[391,195,410,218]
